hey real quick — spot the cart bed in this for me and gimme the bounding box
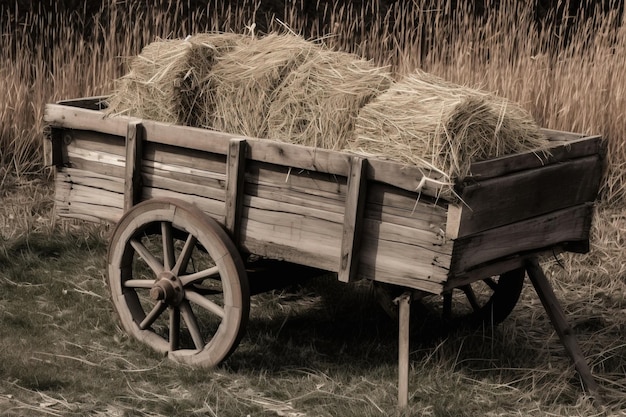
[44,97,605,295]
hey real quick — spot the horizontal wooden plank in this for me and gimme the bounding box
[64,129,126,156]
[239,207,342,271]
[366,158,448,199]
[239,237,339,272]
[363,218,450,254]
[143,142,227,176]
[54,177,124,223]
[57,167,125,193]
[143,172,225,201]
[467,135,604,181]
[246,182,346,215]
[45,103,132,137]
[450,203,593,274]
[244,195,344,224]
[358,238,448,294]
[66,156,126,179]
[447,155,603,239]
[246,161,347,200]
[142,188,225,220]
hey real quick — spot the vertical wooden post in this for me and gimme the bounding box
[124,121,143,212]
[396,291,412,408]
[339,156,368,283]
[225,138,247,245]
[525,258,603,405]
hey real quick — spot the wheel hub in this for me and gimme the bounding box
[150,271,184,305]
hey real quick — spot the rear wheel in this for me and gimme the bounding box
[108,199,249,366]
[443,268,526,325]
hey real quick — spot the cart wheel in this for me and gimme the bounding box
[108,198,250,367]
[443,268,526,325]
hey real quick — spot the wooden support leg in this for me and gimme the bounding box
[395,292,412,408]
[525,258,603,405]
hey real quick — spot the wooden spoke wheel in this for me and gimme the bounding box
[443,268,526,325]
[108,199,250,367]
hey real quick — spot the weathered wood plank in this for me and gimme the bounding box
[225,139,247,244]
[143,142,227,176]
[358,231,450,294]
[56,168,125,193]
[366,158,448,199]
[142,188,225,220]
[238,236,339,272]
[142,172,225,201]
[246,161,347,200]
[363,218,450,254]
[447,155,603,239]
[467,135,603,181]
[64,130,126,156]
[450,203,593,274]
[45,103,132,137]
[339,157,368,283]
[239,207,342,271]
[124,121,143,212]
[244,195,344,224]
[246,182,346,215]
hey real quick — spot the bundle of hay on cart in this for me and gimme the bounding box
[45,32,606,404]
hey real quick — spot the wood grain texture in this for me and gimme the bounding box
[447,155,603,239]
[339,157,368,282]
[225,139,247,244]
[124,121,143,212]
[450,203,593,274]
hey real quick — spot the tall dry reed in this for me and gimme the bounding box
[1,0,624,204]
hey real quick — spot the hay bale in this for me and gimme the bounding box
[107,33,547,201]
[264,44,393,150]
[206,33,321,137]
[106,33,249,126]
[346,70,549,197]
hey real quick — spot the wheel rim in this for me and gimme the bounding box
[443,268,526,326]
[108,199,249,367]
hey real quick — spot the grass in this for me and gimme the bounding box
[2,0,626,415]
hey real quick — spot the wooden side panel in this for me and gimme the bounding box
[141,142,228,222]
[238,161,347,271]
[450,203,593,274]
[359,183,452,294]
[53,130,126,223]
[447,154,603,239]
[467,134,603,181]
[54,168,124,223]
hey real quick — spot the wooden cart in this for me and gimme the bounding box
[44,97,606,405]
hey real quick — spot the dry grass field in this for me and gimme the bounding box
[1,1,626,415]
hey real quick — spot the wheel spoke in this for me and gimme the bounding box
[169,307,180,351]
[180,301,205,350]
[180,265,220,286]
[162,222,176,271]
[172,234,197,276]
[186,290,225,319]
[139,301,167,330]
[483,277,499,291]
[130,238,164,275]
[461,285,481,312]
[123,279,155,289]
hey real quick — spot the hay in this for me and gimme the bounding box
[263,41,393,150]
[107,33,548,200]
[106,33,249,126]
[207,33,322,137]
[346,70,549,197]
